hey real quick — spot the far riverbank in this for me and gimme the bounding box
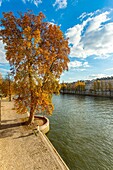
[60,89,113,98]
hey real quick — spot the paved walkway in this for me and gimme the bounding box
[0,99,69,170]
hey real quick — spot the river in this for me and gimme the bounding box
[47,94,113,170]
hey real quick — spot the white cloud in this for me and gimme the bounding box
[66,9,113,59]
[0,68,10,77]
[78,12,87,20]
[22,0,42,6]
[68,60,82,68]
[51,19,55,22]
[68,60,90,70]
[87,74,107,80]
[0,40,8,63]
[53,0,67,10]
[0,68,10,73]
[78,10,100,21]
[48,20,61,27]
[47,22,55,26]
[82,61,90,68]
[106,68,113,71]
[0,0,9,6]
[0,0,42,6]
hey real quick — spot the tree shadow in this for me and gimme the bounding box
[1,119,18,123]
[0,121,29,138]
[0,122,26,130]
[14,132,34,139]
[0,128,17,138]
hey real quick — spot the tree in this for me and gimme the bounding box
[105,83,108,91]
[108,82,112,91]
[61,82,67,92]
[0,73,3,97]
[7,73,12,101]
[75,81,85,92]
[0,73,2,84]
[0,78,9,97]
[0,11,70,124]
[108,81,112,96]
[0,73,2,124]
[101,80,104,92]
[81,82,85,91]
[93,81,97,93]
[97,80,100,91]
[0,75,14,98]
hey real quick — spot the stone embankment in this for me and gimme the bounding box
[61,90,113,98]
[0,99,69,170]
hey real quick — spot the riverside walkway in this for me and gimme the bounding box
[0,99,69,170]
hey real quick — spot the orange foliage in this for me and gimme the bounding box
[0,11,70,124]
[75,81,85,91]
[0,73,2,85]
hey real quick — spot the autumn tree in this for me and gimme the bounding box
[0,74,14,98]
[0,73,2,84]
[61,82,67,92]
[105,83,108,91]
[0,73,3,96]
[101,80,104,92]
[0,78,9,97]
[97,80,100,91]
[0,73,2,124]
[0,11,70,124]
[108,82,112,91]
[93,81,97,93]
[75,81,85,92]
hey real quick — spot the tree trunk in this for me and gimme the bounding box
[28,114,34,124]
[27,107,34,124]
[27,62,35,125]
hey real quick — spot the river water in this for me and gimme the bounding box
[47,94,113,170]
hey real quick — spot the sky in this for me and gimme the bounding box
[0,0,113,82]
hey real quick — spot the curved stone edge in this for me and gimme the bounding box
[39,131,70,170]
[34,115,50,134]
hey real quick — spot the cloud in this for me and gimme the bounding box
[78,11,98,21]
[22,0,42,6]
[0,0,9,6]
[0,0,67,10]
[68,60,82,68]
[68,60,90,70]
[0,0,42,6]
[66,9,113,59]
[71,0,79,7]
[83,61,90,67]
[0,67,10,73]
[106,68,113,71]
[53,0,67,10]
[0,40,8,63]
[87,74,107,80]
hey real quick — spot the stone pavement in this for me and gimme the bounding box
[0,99,69,170]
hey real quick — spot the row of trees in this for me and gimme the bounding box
[93,80,113,92]
[61,81,85,92]
[0,11,70,124]
[0,73,14,100]
[61,80,113,93]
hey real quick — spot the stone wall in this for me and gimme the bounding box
[60,90,113,98]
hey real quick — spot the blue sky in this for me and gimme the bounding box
[0,0,113,82]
